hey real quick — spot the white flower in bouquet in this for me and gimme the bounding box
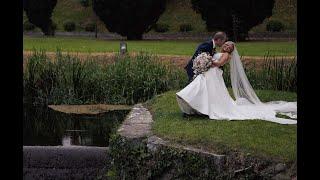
[192,52,214,79]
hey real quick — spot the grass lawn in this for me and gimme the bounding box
[23,36,296,56]
[147,89,297,162]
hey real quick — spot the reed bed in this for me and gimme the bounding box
[23,50,187,105]
[223,54,297,92]
[23,50,296,105]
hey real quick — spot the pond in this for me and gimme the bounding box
[23,104,129,147]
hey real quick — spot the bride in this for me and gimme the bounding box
[176,41,297,125]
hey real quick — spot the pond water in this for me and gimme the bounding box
[23,104,129,147]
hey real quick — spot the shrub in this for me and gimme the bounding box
[266,20,285,32]
[63,21,76,32]
[23,21,36,31]
[85,23,96,32]
[179,24,193,32]
[154,23,169,33]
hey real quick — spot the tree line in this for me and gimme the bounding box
[23,0,275,41]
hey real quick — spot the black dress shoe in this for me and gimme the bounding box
[198,114,209,118]
[182,113,190,118]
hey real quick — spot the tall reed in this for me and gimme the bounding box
[23,50,187,105]
[24,50,296,106]
[223,54,297,92]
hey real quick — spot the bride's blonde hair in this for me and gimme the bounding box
[223,41,235,53]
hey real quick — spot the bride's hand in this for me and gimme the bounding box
[212,53,229,67]
[211,61,219,67]
[211,59,217,67]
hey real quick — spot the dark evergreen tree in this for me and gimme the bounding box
[93,0,167,40]
[191,0,275,41]
[23,0,57,36]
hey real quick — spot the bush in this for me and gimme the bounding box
[179,24,193,32]
[23,21,36,31]
[63,21,76,32]
[85,23,96,32]
[266,20,285,32]
[154,23,169,33]
[79,0,90,7]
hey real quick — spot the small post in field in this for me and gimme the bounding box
[120,42,127,55]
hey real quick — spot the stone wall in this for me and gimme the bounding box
[108,104,296,179]
[23,146,110,179]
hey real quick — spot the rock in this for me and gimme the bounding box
[117,104,153,139]
[275,163,286,173]
[147,135,167,152]
[272,173,291,180]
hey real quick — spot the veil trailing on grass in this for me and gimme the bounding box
[229,42,297,120]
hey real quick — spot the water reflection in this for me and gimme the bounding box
[23,104,129,147]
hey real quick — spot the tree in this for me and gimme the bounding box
[23,0,57,36]
[191,0,275,41]
[93,0,167,40]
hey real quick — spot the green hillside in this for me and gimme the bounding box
[23,0,296,33]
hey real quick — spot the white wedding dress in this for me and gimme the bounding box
[176,49,297,125]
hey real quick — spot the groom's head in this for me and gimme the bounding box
[213,32,227,47]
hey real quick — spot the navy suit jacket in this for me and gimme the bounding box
[185,40,215,82]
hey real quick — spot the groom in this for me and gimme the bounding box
[185,32,227,83]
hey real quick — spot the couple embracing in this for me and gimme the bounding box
[177,32,297,125]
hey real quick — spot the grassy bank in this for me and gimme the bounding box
[148,90,297,162]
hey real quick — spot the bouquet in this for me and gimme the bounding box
[192,52,213,79]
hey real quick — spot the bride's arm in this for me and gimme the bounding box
[211,53,230,67]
